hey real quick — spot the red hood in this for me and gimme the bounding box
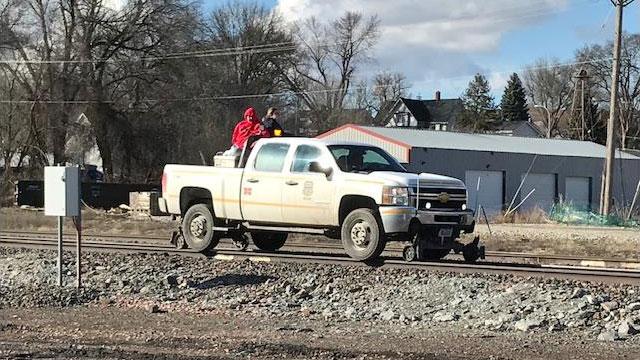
[244,107,259,122]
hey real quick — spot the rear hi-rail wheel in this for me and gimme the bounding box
[251,232,288,251]
[232,234,249,251]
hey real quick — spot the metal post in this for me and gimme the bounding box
[602,1,625,215]
[76,214,82,288]
[76,165,82,288]
[57,216,63,286]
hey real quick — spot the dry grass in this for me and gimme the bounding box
[0,207,175,237]
[472,223,640,259]
[493,207,550,224]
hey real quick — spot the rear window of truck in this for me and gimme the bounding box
[254,143,290,172]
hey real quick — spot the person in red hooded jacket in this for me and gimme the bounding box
[225,107,269,155]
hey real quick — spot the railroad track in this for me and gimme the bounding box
[3,230,639,270]
[2,230,640,284]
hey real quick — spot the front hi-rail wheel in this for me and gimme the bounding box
[402,245,416,262]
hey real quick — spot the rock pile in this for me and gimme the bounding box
[1,247,639,341]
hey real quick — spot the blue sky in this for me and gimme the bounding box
[201,0,639,99]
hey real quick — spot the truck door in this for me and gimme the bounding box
[240,142,291,223]
[282,144,334,225]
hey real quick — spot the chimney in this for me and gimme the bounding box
[435,90,441,101]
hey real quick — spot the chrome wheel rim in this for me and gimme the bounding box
[189,215,208,239]
[350,221,371,248]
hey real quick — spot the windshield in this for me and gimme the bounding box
[328,145,407,173]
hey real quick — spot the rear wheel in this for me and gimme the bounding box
[251,232,288,251]
[341,208,386,261]
[421,248,450,260]
[182,203,219,252]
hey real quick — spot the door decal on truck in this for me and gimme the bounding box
[303,181,313,198]
[243,187,252,196]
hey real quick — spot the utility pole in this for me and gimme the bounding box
[601,0,635,216]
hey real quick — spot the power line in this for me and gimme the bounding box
[0,85,385,104]
[0,43,296,65]
[0,54,629,105]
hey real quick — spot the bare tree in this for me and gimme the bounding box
[575,34,640,149]
[280,11,380,132]
[202,1,293,146]
[352,71,409,126]
[0,68,30,203]
[372,72,408,107]
[523,58,573,137]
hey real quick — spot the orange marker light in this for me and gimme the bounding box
[274,129,282,136]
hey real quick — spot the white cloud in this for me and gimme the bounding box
[104,0,125,11]
[276,0,569,97]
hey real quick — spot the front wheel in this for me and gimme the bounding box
[341,208,386,261]
[182,203,220,252]
[251,232,288,251]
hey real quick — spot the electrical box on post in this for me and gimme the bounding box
[44,166,80,217]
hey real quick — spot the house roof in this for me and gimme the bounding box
[421,98,463,125]
[399,97,430,124]
[320,124,639,160]
[489,121,544,137]
[375,97,463,127]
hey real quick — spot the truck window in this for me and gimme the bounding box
[291,145,322,173]
[254,143,290,172]
[328,145,406,173]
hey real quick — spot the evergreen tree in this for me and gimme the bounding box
[459,73,496,132]
[500,73,529,122]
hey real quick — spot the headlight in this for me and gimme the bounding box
[382,186,409,206]
[462,203,467,211]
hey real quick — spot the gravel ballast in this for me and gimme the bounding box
[1,247,640,343]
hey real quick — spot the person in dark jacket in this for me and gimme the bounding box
[261,107,283,137]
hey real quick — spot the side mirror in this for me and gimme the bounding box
[309,161,333,178]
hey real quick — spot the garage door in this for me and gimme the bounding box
[465,170,503,216]
[519,173,556,213]
[565,177,591,210]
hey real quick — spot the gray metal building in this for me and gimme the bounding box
[317,124,640,215]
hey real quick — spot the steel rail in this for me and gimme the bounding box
[1,229,640,269]
[1,232,640,285]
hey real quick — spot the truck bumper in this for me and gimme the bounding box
[157,196,169,214]
[379,207,475,234]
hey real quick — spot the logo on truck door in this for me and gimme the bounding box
[303,181,313,198]
[243,187,252,196]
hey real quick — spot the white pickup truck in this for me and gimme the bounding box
[159,137,482,262]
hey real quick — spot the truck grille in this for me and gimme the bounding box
[411,187,466,211]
